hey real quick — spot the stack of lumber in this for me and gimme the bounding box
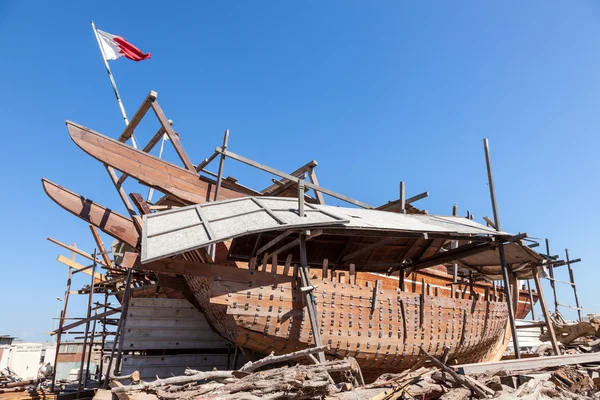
[0,389,56,399]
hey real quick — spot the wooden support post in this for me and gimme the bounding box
[283,255,292,276]
[322,258,328,279]
[349,263,355,285]
[527,280,536,320]
[78,250,97,396]
[299,233,325,363]
[565,249,582,321]
[298,178,305,217]
[399,181,406,214]
[104,269,133,388]
[99,292,108,386]
[85,308,98,384]
[532,266,561,355]
[270,254,278,274]
[483,138,520,359]
[546,239,559,313]
[399,271,405,291]
[50,263,73,392]
[213,130,230,201]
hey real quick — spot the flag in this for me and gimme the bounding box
[96,29,151,62]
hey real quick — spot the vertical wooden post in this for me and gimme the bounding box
[51,265,73,392]
[565,249,582,321]
[483,138,520,359]
[214,129,230,201]
[99,291,108,386]
[527,280,536,320]
[399,181,406,214]
[299,233,325,363]
[532,266,561,355]
[298,178,305,217]
[103,268,133,388]
[78,250,97,396]
[545,239,559,313]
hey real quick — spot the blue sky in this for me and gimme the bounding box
[0,2,598,342]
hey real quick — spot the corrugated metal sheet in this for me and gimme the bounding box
[142,197,508,263]
[122,298,229,350]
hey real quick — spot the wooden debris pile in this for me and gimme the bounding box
[111,346,363,399]
[108,344,600,399]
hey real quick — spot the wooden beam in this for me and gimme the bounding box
[215,147,372,209]
[48,308,120,336]
[341,238,393,262]
[57,255,104,283]
[452,351,600,375]
[255,230,294,256]
[151,100,196,172]
[406,191,429,204]
[89,226,114,269]
[261,160,318,194]
[265,230,323,260]
[48,238,108,267]
[195,151,220,172]
[403,233,527,274]
[118,90,157,142]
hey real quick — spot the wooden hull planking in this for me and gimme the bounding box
[66,121,245,204]
[42,178,139,248]
[142,258,513,379]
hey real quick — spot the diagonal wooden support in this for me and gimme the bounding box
[151,100,195,171]
[531,266,561,355]
[118,90,157,143]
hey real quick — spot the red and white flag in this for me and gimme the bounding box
[96,29,151,62]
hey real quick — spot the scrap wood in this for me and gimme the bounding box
[419,346,488,399]
[111,370,234,393]
[239,344,328,372]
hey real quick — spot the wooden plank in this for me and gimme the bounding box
[42,179,139,248]
[215,147,372,209]
[118,90,157,142]
[57,255,104,282]
[49,238,108,268]
[453,351,600,375]
[151,100,196,172]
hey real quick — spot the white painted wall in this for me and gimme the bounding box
[7,343,56,379]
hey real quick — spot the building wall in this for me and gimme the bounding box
[6,343,56,379]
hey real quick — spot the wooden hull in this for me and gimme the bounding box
[42,178,139,248]
[143,258,514,380]
[66,121,245,204]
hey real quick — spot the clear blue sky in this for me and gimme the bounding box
[0,2,598,342]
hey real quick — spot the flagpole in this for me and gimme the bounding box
[90,20,138,149]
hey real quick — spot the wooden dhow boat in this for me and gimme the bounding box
[43,94,547,379]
